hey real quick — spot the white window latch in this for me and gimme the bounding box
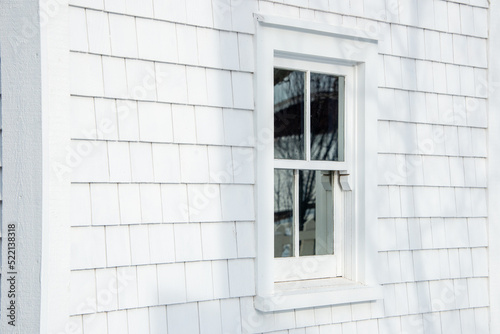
[321,172,332,191]
[339,173,352,191]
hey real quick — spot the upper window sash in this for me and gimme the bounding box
[274,68,345,163]
[274,57,354,172]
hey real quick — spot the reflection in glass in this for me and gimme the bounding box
[274,169,294,257]
[298,170,334,256]
[274,169,334,258]
[310,73,343,161]
[274,69,305,160]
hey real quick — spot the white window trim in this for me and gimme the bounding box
[254,14,381,312]
[489,2,500,333]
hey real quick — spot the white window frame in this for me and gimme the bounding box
[254,15,381,312]
[489,1,500,332]
[272,58,354,282]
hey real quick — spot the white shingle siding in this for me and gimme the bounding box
[61,0,494,332]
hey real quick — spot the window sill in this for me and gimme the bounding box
[254,278,383,312]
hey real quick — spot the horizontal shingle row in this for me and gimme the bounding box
[70,260,255,315]
[378,248,488,283]
[71,182,254,223]
[378,121,486,157]
[70,8,254,71]
[259,0,488,36]
[372,309,489,334]
[382,279,488,317]
[379,154,487,187]
[378,186,487,218]
[378,26,487,66]
[70,142,253,183]
[69,0,256,33]
[70,53,254,109]
[71,97,254,145]
[378,89,487,127]
[71,222,255,269]
[68,299,243,334]
[381,56,487,95]
[378,218,487,250]
[383,24,487,61]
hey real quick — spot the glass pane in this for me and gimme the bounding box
[298,170,334,256]
[274,169,294,257]
[274,69,305,160]
[310,73,344,161]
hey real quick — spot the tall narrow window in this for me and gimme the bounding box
[272,59,352,281]
[255,17,381,312]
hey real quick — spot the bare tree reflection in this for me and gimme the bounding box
[274,69,305,160]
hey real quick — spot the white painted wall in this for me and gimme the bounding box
[0,1,71,332]
[0,1,44,332]
[0,0,495,333]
